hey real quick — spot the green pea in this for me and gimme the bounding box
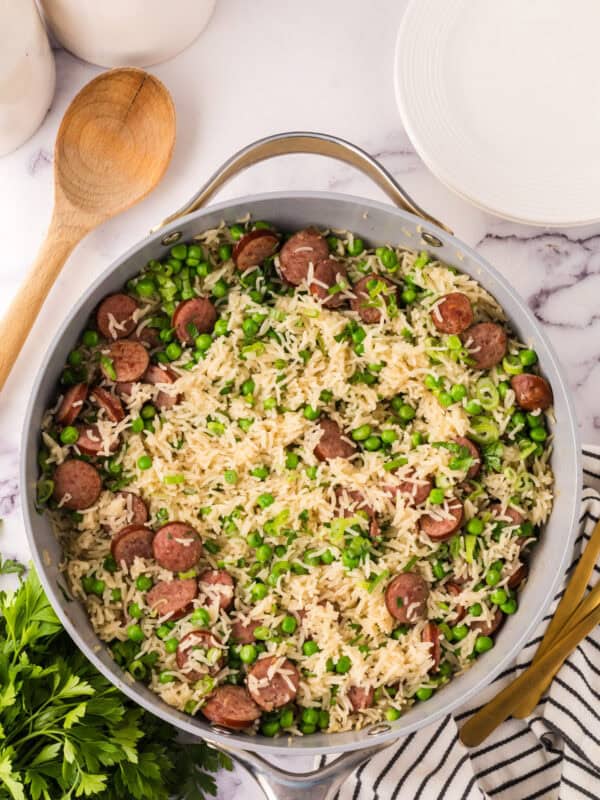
[68,349,83,367]
[303,640,320,657]
[128,602,142,619]
[466,518,484,535]
[347,237,365,256]
[281,615,297,634]
[335,655,352,673]
[411,432,424,447]
[438,391,453,408]
[137,455,152,471]
[60,426,79,445]
[127,624,144,643]
[247,531,263,548]
[450,384,467,402]
[214,318,228,336]
[351,424,372,441]
[212,278,228,298]
[103,556,117,573]
[397,403,416,422]
[131,416,144,433]
[91,579,105,596]
[300,723,316,735]
[303,404,320,421]
[498,380,510,399]
[475,635,494,653]
[241,378,255,396]
[285,451,300,469]
[164,637,179,654]
[424,374,442,391]
[490,589,508,605]
[140,404,156,420]
[465,400,483,415]
[111,588,122,602]
[530,427,547,442]
[263,397,277,410]
[318,710,330,729]
[274,545,287,558]
[165,341,182,361]
[416,687,433,701]
[386,707,401,721]
[251,584,269,602]
[195,333,213,352]
[301,707,319,725]
[452,624,469,641]
[402,287,417,304]
[136,277,156,298]
[428,488,445,504]
[375,246,399,270]
[261,720,280,737]
[438,661,453,678]
[170,243,188,261]
[280,708,295,728]
[229,224,245,240]
[187,244,203,260]
[380,429,397,445]
[254,221,272,230]
[135,575,153,591]
[256,544,273,562]
[468,603,482,616]
[250,465,269,480]
[320,549,335,565]
[82,329,99,347]
[485,569,501,586]
[191,607,211,625]
[243,318,259,338]
[392,625,409,640]
[253,625,270,640]
[218,244,232,262]
[432,561,446,580]
[240,644,257,664]
[519,349,538,366]
[364,435,382,451]
[224,469,238,484]
[257,493,274,509]
[501,598,517,615]
[159,671,175,684]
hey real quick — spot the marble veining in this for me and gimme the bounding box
[0,1,598,796]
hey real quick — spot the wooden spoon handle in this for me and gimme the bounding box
[0,214,87,391]
[512,519,600,718]
[460,600,600,747]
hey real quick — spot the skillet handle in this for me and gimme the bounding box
[215,739,395,800]
[151,131,452,234]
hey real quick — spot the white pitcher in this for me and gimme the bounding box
[39,0,216,68]
[0,0,55,156]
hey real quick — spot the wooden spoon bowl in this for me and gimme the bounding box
[0,67,175,391]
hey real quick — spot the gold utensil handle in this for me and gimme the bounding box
[152,131,452,234]
[512,519,600,718]
[460,600,600,747]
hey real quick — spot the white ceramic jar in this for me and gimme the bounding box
[0,0,55,156]
[39,0,216,68]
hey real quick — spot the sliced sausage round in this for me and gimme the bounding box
[508,563,529,590]
[351,274,398,324]
[511,374,553,411]
[96,293,139,340]
[202,685,261,730]
[446,581,466,622]
[472,608,503,637]
[75,423,118,457]
[101,340,149,382]
[115,491,148,526]
[173,297,217,344]
[143,364,181,410]
[110,524,154,567]
[247,656,300,711]
[385,572,429,624]
[388,469,433,506]
[146,578,198,620]
[348,686,374,711]
[454,436,481,480]
[152,522,203,572]
[422,622,441,671]
[314,417,357,461]
[461,322,507,370]
[53,459,102,510]
[278,228,329,285]
[431,292,474,334]
[90,386,125,422]
[308,259,349,308]
[56,383,88,426]
[490,503,524,527]
[419,498,464,541]
[231,619,262,644]
[134,323,162,349]
[233,229,280,271]
[176,630,224,682]
[198,569,234,611]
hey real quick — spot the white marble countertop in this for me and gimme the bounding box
[1,0,598,796]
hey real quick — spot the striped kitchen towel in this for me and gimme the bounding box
[331,446,600,800]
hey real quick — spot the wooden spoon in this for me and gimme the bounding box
[0,67,175,391]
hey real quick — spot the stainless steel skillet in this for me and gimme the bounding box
[21,132,581,799]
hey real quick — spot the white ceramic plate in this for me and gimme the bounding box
[395,0,600,226]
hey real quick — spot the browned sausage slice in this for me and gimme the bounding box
[53,459,102,510]
[202,685,261,729]
[511,374,553,411]
[246,656,300,711]
[422,622,441,671]
[101,340,149,382]
[96,293,139,340]
[348,686,374,710]
[143,364,181,409]
[147,578,198,619]
[454,436,481,480]
[230,619,262,644]
[198,569,234,611]
[446,581,466,622]
[308,259,349,308]
[508,563,528,590]
[461,322,507,370]
[111,524,154,567]
[233,229,280,271]
[56,383,88,426]
[419,498,464,541]
[90,386,125,422]
[115,491,149,525]
[490,503,524,526]
[472,608,503,636]
[431,292,474,334]
[387,469,433,506]
[385,572,429,624]
[350,274,398,324]
[278,228,329,285]
[152,522,203,572]
[314,418,357,461]
[134,323,162,349]
[75,423,119,456]
[173,297,217,344]
[176,630,224,682]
